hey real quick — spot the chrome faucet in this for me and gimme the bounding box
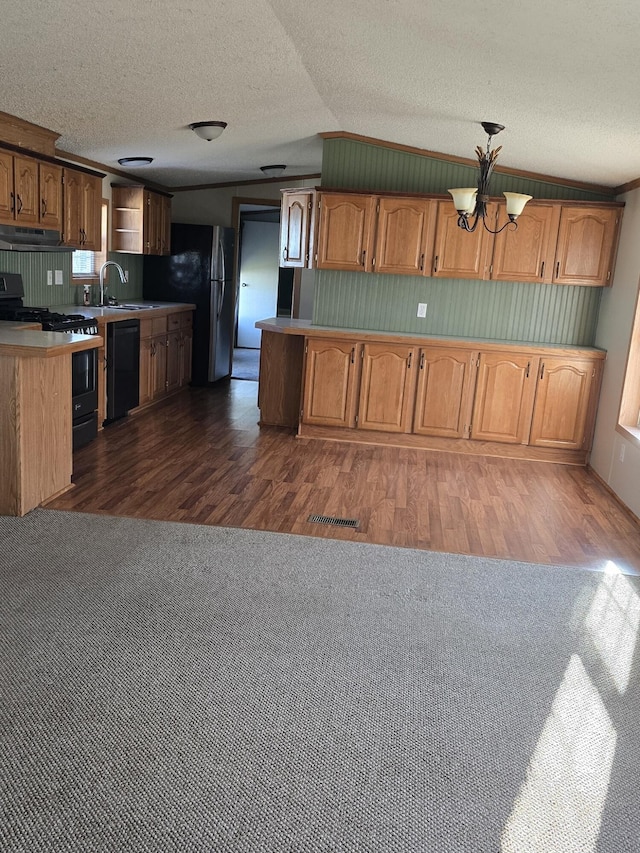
[98,261,126,306]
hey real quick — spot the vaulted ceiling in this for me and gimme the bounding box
[2,0,639,190]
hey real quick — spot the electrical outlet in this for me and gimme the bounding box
[417,302,427,318]
[619,444,626,463]
[46,270,53,286]
[124,270,129,283]
[54,270,63,285]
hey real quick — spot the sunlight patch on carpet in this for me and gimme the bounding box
[501,655,616,853]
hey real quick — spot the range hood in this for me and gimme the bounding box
[0,224,74,252]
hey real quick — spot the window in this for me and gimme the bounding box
[72,200,108,282]
[617,276,640,446]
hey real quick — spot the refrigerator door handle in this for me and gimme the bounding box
[208,279,217,382]
[218,279,225,320]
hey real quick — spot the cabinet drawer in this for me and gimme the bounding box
[150,315,167,336]
[180,312,193,330]
[167,313,180,331]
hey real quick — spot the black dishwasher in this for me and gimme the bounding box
[105,319,140,424]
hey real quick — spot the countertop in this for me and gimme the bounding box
[53,301,196,323]
[255,317,607,358]
[0,322,103,358]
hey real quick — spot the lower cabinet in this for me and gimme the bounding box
[296,332,604,462]
[138,310,192,409]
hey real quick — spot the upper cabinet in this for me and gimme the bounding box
[62,168,101,250]
[552,205,621,287]
[111,184,172,255]
[280,189,316,268]
[0,150,63,231]
[280,188,624,288]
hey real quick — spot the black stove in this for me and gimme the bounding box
[0,271,98,334]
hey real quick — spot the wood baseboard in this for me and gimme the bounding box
[297,423,589,465]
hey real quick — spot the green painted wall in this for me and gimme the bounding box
[0,250,143,308]
[313,138,614,344]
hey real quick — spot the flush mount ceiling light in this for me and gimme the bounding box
[117,157,154,167]
[260,164,287,178]
[189,121,227,141]
[448,122,532,234]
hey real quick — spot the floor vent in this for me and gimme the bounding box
[307,514,360,529]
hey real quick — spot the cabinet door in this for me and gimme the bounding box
[179,313,193,385]
[80,173,102,250]
[413,347,476,438]
[280,190,315,267]
[0,150,15,222]
[358,342,417,433]
[373,197,436,276]
[152,334,168,398]
[432,201,495,279]
[302,338,359,427]
[316,193,376,271]
[553,206,621,286]
[160,195,172,255]
[39,163,63,231]
[13,156,39,224]
[166,330,181,392]
[471,352,538,444]
[529,357,595,449]
[139,335,154,406]
[491,202,560,283]
[62,169,83,247]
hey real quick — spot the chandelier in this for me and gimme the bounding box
[448,122,532,234]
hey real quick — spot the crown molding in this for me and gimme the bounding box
[169,173,321,193]
[56,149,171,193]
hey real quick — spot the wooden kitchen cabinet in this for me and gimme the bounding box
[301,338,360,427]
[315,192,376,271]
[62,168,101,249]
[138,311,192,409]
[178,311,193,387]
[0,151,62,230]
[413,347,477,438]
[280,189,316,268]
[553,205,621,287]
[432,200,496,279]
[357,342,417,432]
[491,202,560,283]
[529,356,599,449]
[111,184,172,255]
[471,351,538,444]
[373,197,436,275]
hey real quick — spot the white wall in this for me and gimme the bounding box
[590,188,640,517]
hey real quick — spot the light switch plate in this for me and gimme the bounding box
[417,302,427,318]
[46,270,53,286]
[54,270,63,285]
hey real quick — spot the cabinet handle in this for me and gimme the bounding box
[419,253,425,271]
[361,250,366,267]
[555,261,560,279]
[350,346,355,364]
[540,362,545,380]
[420,351,425,370]
[16,194,23,214]
[407,352,412,369]
[433,255,439,273]
[41,198,47,218]
[525,361,530,378]
[10,192,15,213]
[283,247,288,261]
[540,261,545,278]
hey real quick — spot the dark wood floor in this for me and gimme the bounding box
[49,380,640,573]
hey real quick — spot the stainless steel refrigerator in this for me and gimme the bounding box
[143,223,235,385]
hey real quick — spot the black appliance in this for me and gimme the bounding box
[0,272,99,451]
[144,223,235,385]
[105,319,140,423]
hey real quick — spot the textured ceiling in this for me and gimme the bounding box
[1,0,639,189]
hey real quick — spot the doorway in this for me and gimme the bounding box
[231,199,281,381]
